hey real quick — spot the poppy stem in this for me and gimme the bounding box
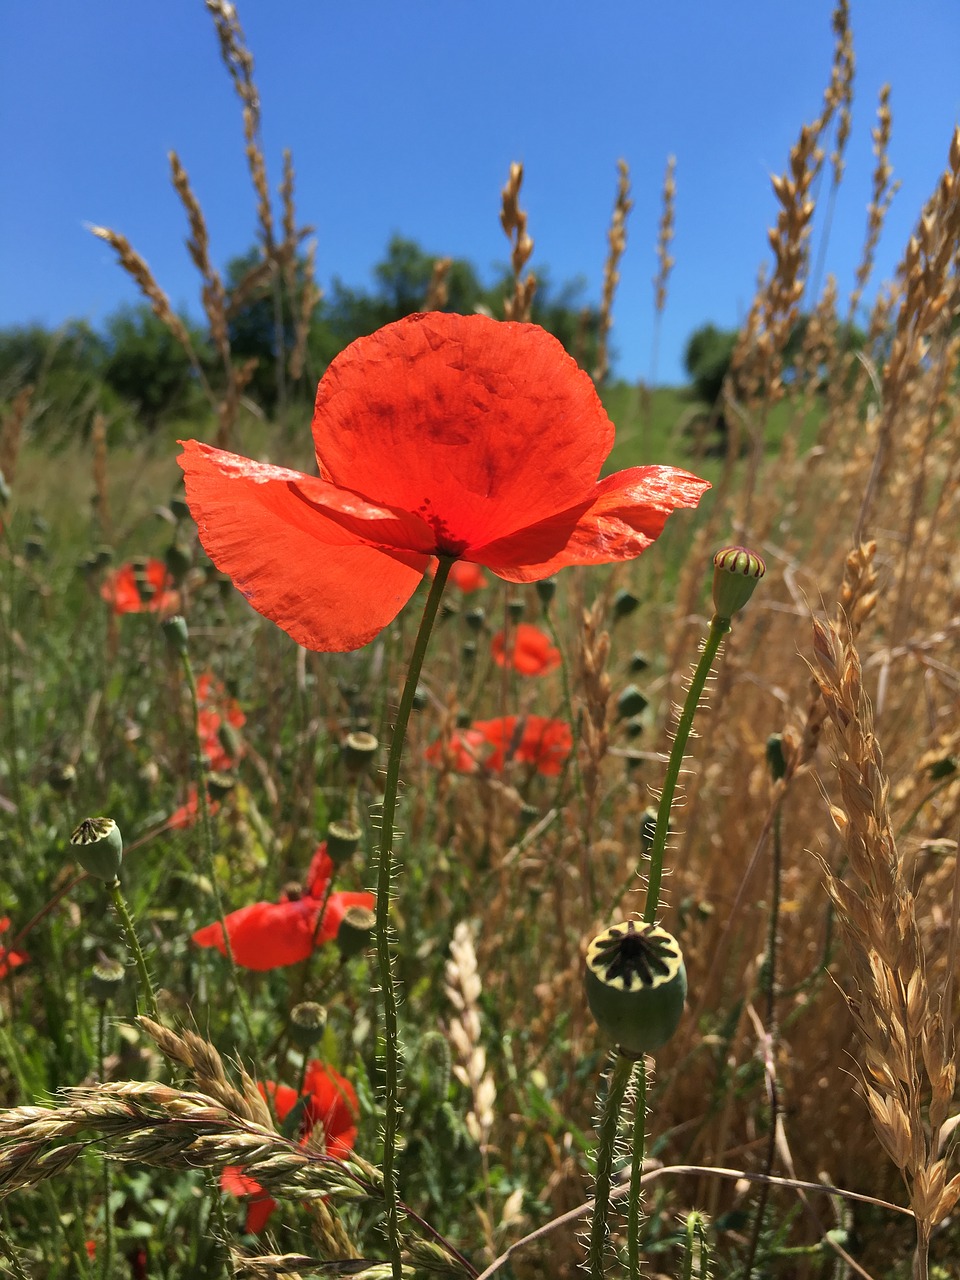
[107,878,160,1023]
[588,1050,634,1279]
[641,614,729,925]
[375,555,453,1280]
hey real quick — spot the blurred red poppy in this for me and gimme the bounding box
[429,557,487,593]
[100,559,179,616]
[222,1060,358,1233]
[192,843,374,970]
[0,917,27,979]
[180,313,708,652]
[491,623,561,676]
[166,786,220,831]
[196,670,246,770]
[426,714,572,777]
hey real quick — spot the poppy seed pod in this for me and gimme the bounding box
[411,684,429,712]
[48,762,77,794]
[613,588,639,620]
[89,958,125,1003]
[507,598,525,622]
[70,817,124,883]
[535,577,557,609]
[162,614,189,656]
[585,920,687,1058]
[712,546,765,621]
[616,684,648,720]
[342,731,379,777]
[325,820,362,865]
[289,1001,328,1050]
[337,905,376,959]
[464,607,486,632]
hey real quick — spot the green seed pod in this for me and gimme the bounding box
[616,684,648,719]
[624,716,644,740]
[506,598,525,622]
[455,710,472,729]
[23,535,46,562]
[164,539,192,585]
[289,1001,328,1050]
[326,819,362,865]
[342,731,379,777]
[70,817,124,883]
[535,577,557,609]
[584,920,687,1058]
[48,762,77,794]
[416,1030,452,1107]
[89,958,125,1003]
[613,588,639,620]
[711,546,765,621]
[628,650,650,674]
[464,607,486,632]
[336,904,376,959]
[205,771,235,800]
[170,495,191,522]
[461,639,477,665]
[93,545,114,569]
[411,684,429,712]
[161,614,189,656]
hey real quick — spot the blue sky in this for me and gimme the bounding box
[3,1,958,384]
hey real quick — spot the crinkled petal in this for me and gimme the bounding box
[192,900,321,970]
[179,440,429,651]
[313,313,617,555]
[473,466,711,581]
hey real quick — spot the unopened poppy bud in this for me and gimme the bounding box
[628,651,650,674]
[23,535,46,562]
[326,820,361,865]
[337,904,376,959]
[585,920,687,1058]
[164,540,192,585]
[48,762,77,794]
[161,614,189,655]
[205,771,235,800]
[71,817,123,883]
[712,546,765,621]
[464,607,486,632]
[342,731,379,776]
[624,716,644,740]
[613,589,639,620]
[89,958,125,1003]
[289,1001,328,1049]
[411,684,429,712]
[535,577,557,609]
[170,495,191,522]
[94,545,114,569]
[455,710,472,729]
[616,685,648,719]
[766,733,787,781]
[461,640,477,665]
[507,598,525,622]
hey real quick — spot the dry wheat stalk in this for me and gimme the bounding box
[90,412,111,542]
[500,163,536,322]
[811,617,959,1276]
[289,238,321,384]
[593,159,632,384]
[424,257,452,311]
[445,922,496,1153]
[653,156,676,318]
[577,598,612,903]
[827,0,854,187]
[848,85,899,320]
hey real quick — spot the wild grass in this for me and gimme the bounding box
[2,2,959,1277]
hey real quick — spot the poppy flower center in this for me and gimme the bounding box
[592,921,677,989]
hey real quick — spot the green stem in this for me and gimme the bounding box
[627,1060,647,1279]
[543,606,583,804]
[98,1004,114,1280]
[589,1051,633,1280]
[377,557,452,1280]
[108,879,160,1022]
[642,614,729,924]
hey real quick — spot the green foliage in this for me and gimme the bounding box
[682,323,739,406]
[101,305,207,430]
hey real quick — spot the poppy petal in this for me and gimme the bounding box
[312,313,617,556]
[192,900,321,970]
[178,441,429,651]
[244,1192,278,1234]
[473,466,711,580]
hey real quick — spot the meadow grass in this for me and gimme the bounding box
[2,3,960,1278]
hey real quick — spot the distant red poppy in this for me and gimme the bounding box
[192,843,374,970]
[222,1060,358,1233]
[429,557,487,593]
[196,671,246,770]
[100,559,179,616]
[166,786,220,831]
[0,917,27,979]
[179,313,708,652]
[491,623,561,676]
[426,714,572,777]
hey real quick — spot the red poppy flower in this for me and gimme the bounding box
[426,715,572,777]
[222,1060,358,1233]
[100,559,180,616]
[0,917,27,979]
[166,786,220,831]
[192,844,374,970]
[491,623,561,676]
[179,313,708,652]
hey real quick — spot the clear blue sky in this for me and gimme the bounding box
[3,1,958,384]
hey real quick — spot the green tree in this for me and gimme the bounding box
[101,305,207,429]
[0,321,112,440]
[682,323,739,405]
